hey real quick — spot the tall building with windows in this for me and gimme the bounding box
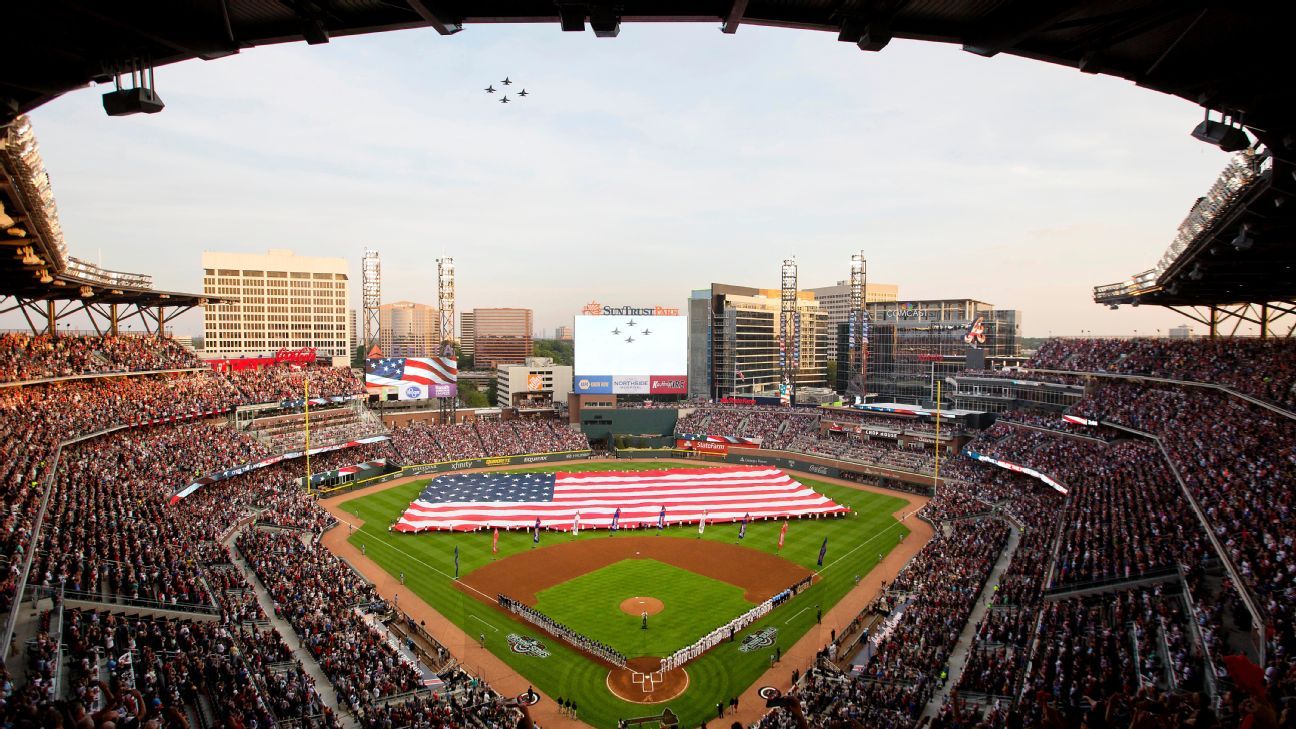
[348,309,357,354]
[460,311,475,359]
[805,280,900,358]
[835,298,1023,405]
[471,308,533,367]
[687,284,828,399]
[201,249,350,362]
[378,301,440,357]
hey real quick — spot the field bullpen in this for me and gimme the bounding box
[328,460,920,729]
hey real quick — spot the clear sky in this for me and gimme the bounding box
[25,22,1233,338]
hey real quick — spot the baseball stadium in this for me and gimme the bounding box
[2,4,1295,729]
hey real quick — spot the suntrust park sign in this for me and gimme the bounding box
[581,301,680,316]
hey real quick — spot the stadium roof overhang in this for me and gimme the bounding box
[1095,165,1296,309]
[2,117,225,334]
[1,2,1295,151]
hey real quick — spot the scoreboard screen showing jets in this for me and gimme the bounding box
[573,315,687,395]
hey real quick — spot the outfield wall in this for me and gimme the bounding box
[316,449,594,498]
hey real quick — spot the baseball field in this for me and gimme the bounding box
[334,461,912,728]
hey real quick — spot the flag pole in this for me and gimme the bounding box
[304,377,312,494]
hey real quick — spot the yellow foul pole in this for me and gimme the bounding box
[304,377,312,493]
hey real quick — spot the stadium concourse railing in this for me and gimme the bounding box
[313,449,595,499]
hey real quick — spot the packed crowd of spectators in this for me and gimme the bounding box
[1029,337,1296,408]
[357,667,519,729]
[784,432,939,475]
[676,405,820,446]
[0,335,524,729]
[237,528,423,710]
[1070,379,1296,696]
[974,421,1209,587]
[60,606,334,728]
[0,332,203,382]
[389,419,590,465]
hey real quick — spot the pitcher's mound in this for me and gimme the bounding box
[607,657,688,703]
[619,596,664,616]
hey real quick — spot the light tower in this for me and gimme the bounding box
[847,252,869,402]
[780,258,798,405]
[361,248,381,353]
[436,257,457,422]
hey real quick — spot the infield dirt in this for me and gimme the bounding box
[459,535,814,606]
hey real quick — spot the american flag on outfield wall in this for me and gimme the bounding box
[393,466,849,533]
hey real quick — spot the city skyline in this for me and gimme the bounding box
[17,23,1234,340]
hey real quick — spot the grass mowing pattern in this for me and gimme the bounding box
[533,558,754,657]
[338,461,909,728]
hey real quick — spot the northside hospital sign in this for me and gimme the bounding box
[581,301,681,316]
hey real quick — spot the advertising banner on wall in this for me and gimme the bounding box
[612,375,650,394]
[527,373,545,391]
[676,438,729,454]
[573,376,614,394]
[649,376,687,394]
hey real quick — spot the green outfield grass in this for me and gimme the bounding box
[534,558,754,657]
[337,461,911,728]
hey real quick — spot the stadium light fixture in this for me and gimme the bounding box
[557,4,586,31]
[1232,225,1254,251]
[590,5,621,37]
[1191,111,1249,152]
[102,59,164,116]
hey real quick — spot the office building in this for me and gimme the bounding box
[467,308,532,367]
[496,357,572,409]
[348,309,357,354]
[202,249,350,363]
[460,311,476,359]
[805,281,900,358]
[555,325,573,341]
[378,301,440,357]
[835,298,1023,405]
[687,283,829,399]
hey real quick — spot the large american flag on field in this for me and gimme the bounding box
[393,466,849,533]
[366,357,457,388]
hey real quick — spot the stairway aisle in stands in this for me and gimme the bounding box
[222,530,358,729]
[921,521,1021,719]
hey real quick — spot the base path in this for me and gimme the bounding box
[607,657,688,703]
[620,597,664,616]
[317,457,932,728]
